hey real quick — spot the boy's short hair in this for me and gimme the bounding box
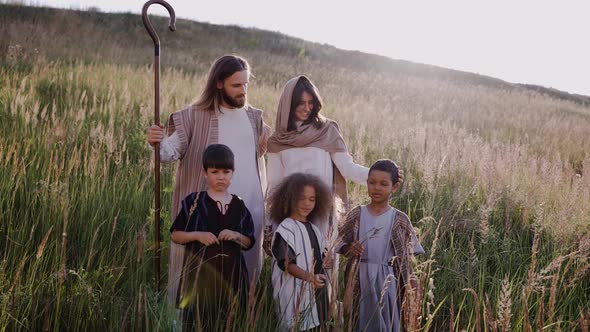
[369,159,400,184]
[202,144,234,170]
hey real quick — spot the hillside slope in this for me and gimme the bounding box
[1,3,588,105]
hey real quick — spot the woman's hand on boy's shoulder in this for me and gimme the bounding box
[195,231,219,246]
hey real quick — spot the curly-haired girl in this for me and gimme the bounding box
[267,172,334,331]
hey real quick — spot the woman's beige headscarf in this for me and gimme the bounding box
[267,75,349,202]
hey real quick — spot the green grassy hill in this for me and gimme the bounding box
[1,3,589,331]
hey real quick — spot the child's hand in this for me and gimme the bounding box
[346,241,364,257]
[195,232,219,246]
[218,229,239,242]
[311,274,327,288]
[323,250,334,269]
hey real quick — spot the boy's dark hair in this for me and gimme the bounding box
[369,159,400,184]
[287,76,324,131]
[202,144,234,170]
[267,173,333,224]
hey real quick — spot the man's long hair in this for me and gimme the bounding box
[195,55,250,111]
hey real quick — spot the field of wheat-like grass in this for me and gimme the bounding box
[1,20,589,330]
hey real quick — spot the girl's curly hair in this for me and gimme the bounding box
[267,173,333,225]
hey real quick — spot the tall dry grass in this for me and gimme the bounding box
[1,4,589,330]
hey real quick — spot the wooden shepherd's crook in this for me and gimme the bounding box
[142,0,176,291]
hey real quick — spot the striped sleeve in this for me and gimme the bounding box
[337,206,361,253]
[167,106,194,158]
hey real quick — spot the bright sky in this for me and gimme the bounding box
[24,0,590,96]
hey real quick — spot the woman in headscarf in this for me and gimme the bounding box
[265,76,370,235]
[265,75,370,329]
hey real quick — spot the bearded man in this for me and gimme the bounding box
[147,55,270,303]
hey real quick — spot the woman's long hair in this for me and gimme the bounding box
[195,55,250,111]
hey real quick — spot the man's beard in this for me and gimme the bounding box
[221,89,246,108]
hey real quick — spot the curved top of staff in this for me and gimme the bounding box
[142,0,176,47]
